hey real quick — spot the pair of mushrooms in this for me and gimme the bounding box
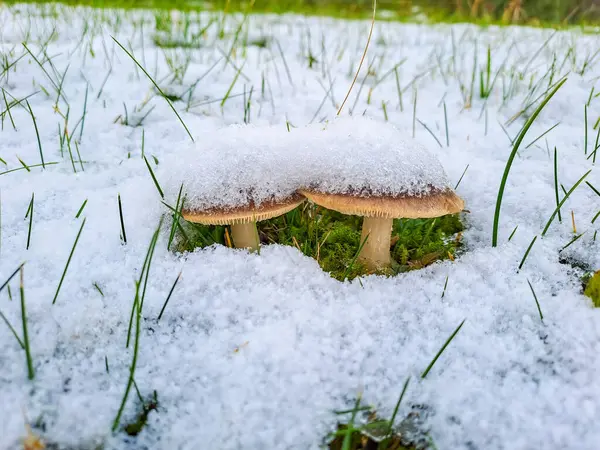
[182,186,464,272]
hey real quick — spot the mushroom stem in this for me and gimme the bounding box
[230,222,260,252]
[358,217,393,271]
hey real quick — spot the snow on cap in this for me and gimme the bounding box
[162,116,457,213]
[301,115,454,198]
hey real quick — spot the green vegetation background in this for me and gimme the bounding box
[2,0,599,25]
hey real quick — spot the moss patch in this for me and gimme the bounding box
[174,202,464,281]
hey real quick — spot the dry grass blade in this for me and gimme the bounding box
[336,0,376,116]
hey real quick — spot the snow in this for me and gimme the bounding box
[1,4,600,450]
[163,116,452,211]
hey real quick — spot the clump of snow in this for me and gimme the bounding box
[164,116,451,211]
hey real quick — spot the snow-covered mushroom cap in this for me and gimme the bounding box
[300,115,454,198]
[162,123,305,212]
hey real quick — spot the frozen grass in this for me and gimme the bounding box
[2,3,600,450]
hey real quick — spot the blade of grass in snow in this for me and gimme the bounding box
[586,181,600,197]
[93,282,104,297]
[455,164,469,190]
[22,43,66,104]
[118,194,127,244]
[126,219,162,347]
[527,279,543,322]
[441,275,449,298]
[112,279,142,432]
[25,193,33,250]
[421,319,465,379]
[492,77,567,247]
[74,142,84,171]
[585,104,588,155]
[384,376,410,443]
[394,67,403,112]
[75,199,87,218]
[412,89,417,138]
[54,62,70,108]
[542,170,591,237]
[0,307,25,349]
[52,218,86,305]
[337,0,376,116]
[1,263,24,293]
[525,122,560,149]
[417,118,442,148]
[167,184,184,249]
[25,101,45,169]
[561,232,585,251]
[157,271,182,321]
[443,101,449,147]
[1,88,16,131]
[220,61,246,110]
[20,267,34,380]
[143,156,164,199]
[111,37,194,142]
[518,235,538,270]
[553,147,562,223]
[592,125,600,164]
[0,162,59,175]
[76,84,89,142]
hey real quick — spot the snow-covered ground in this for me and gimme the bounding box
[2,4,600,449]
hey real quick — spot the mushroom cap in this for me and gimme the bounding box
[182,193,306,225]
[300,188,464,219]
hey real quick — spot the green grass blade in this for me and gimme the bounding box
[118,194,127,244]
[75,199,88,218]
[492,77,567,247]
[518,235,537,270]
[26,193,34,250]
[52,218,86,305]
[112,280,142,432]
[527,279,543,322]
[143,156,164,199]
[421,319,465,379]
[19,267,34,379]
[111,36,194,142]
[157,271,182,321]
[553,147,562,223]
[25,100,45,169]
[1,263,25,293]
[542,170,591,237]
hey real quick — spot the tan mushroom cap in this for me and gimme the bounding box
[299,188,464,218]
[182,193,306,225]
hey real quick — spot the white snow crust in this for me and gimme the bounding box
[163,116,451,211]
[1,4,600,450]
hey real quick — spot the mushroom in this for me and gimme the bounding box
[299,189,464,271]
[182,193,305,252]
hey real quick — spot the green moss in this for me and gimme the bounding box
[174,202,464,281]
[583,270,600,307]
